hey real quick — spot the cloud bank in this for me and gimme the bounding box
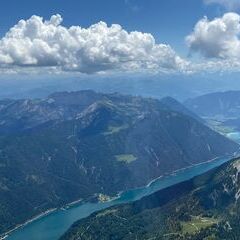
[2,13,240,76]
[0,14,187,75]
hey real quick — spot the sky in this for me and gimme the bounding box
[0,0,240,78]
[0,0,211,52]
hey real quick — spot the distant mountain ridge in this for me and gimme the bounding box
[185,90,240,119]
[0,91,238,235]
[185,90,240,132]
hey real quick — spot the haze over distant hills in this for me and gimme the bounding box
[0,90,238,234]
[2,74,240,101]
[185,91,240,131]
[185,91,240,119]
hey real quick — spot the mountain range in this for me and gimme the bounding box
[0,90,238,235]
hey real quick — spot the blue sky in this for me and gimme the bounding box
[0,0,217,55]
[0,0,240,77]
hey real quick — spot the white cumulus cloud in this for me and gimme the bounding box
[186,12,240,59]
[0,14,187,74]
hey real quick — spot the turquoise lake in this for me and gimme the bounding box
[5,154,235,240]
[5,124,240,240]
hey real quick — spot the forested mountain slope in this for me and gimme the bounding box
[61,157,240,240]
[0,91,238,234]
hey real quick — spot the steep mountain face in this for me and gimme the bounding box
[61,157,240,240]
[0,91,238,234]
[161,97,204,123]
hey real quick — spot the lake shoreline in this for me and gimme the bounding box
[1,154,236,240]
[144,155,227,188]
[0,198,86,240]
[0,208,57,240]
